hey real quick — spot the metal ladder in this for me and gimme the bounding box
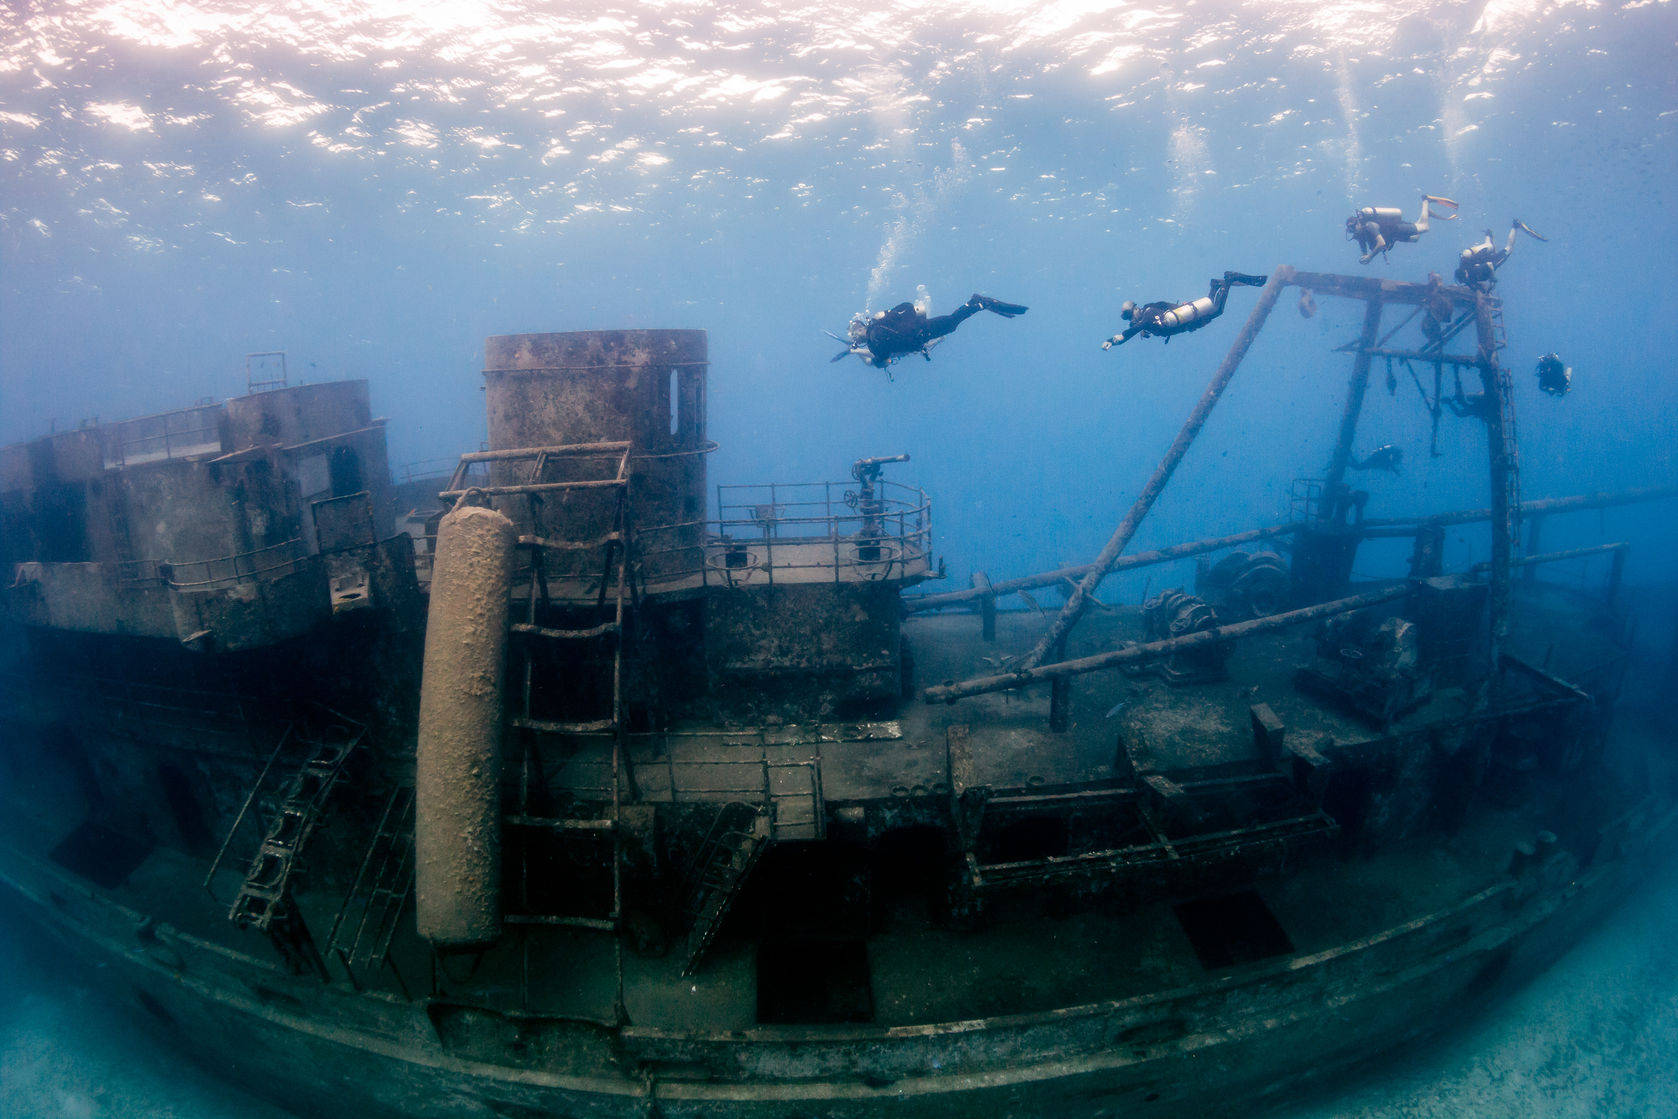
[447,441,637,1013]
[680,804,774,975]
[225,724,364,975]
[502,444,633,933]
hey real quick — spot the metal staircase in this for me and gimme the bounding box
[679,804,774,975]
[218,721,365,975]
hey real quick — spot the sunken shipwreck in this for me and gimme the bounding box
[1,270,1675,1118]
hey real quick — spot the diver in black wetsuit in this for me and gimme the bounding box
[833,293,1029,368]
[1536,353,1571,397]
[1102,271,1269,349]
[1346,194,1458,264]
[1421,272,1456,346]
[1455,220,1547,289]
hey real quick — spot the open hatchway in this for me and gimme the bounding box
[741,841,877,1024]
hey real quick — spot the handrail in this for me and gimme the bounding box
[459,442,631,463]
[502,475,933,589]
[162,538,311,589]
[483,361,710,374]
[102,403,224,468]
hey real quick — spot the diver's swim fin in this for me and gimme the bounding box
[1425,194,1459,219]
[1225,271,1269,287]
[1514,219,1548,242]
[971,294,1029,317]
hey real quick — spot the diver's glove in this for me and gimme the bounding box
[1101,336,1117,350]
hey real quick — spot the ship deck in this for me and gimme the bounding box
[0,584,1634,1039]
[0,757,1551,1030]
[535,581,1628,809]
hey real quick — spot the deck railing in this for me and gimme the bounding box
[102,403,224,468]
[162,538,312,590]
[637,478,932,587]
[416,475,934,591]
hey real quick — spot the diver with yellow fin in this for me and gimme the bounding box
[830,292,1028,370]
[1102,271,1269,349]
[1346,193,1458,264]
[1455,220,1548,289]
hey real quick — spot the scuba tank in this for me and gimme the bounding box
[1158,296,1215,331]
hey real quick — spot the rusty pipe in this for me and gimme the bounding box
[925,582,1411,704]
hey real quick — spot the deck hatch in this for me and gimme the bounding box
[49,820,153,889]
[1173,889,1293,969]
[756,937,874,1024]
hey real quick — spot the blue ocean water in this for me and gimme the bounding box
[1,1,1676,1115]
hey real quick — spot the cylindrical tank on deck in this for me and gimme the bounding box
[482,330,708,583]
[415,502,516,948]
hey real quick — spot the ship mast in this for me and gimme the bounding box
[936,267,1525,708]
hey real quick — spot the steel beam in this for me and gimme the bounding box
[924,584,1411,705]
[1021,267,1295,669]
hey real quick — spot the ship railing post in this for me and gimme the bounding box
[1524,512,1546,584]
[1048,635,1072,733]
[384,948,412,1002]
[829,481,842,585]
[972,571,997,642]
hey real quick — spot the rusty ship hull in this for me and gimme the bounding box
[0,808,1670,1119]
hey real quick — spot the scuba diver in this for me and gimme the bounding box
[1455,220,1548,289]
[1346,194,1458,264]
[830,293,1029,369]
[1102,271,1269,349]
[1351,444,1403,474]
[1536,353,1572,397]
[1420,273,1453,345]
[1421,272,1456,345]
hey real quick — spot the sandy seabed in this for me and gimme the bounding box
[3,858,1677,1119]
